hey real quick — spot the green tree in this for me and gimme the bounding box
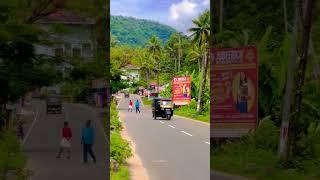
[189,10,210,113]
[146,35,162,90]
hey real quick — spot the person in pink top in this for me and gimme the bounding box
[128,100,133,112]
[56,121,72,159]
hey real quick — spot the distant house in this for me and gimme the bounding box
[34,4,96,76]
[121,64,140,84]
[33,1,96,94]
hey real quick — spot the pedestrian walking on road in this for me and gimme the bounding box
[81,120,96,164]
[128,100,133,112]
[135,100,141,113]
[56,121,72,159]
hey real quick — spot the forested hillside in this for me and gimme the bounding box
[111,15,177,46]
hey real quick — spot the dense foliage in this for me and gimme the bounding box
[111,15,177,46]
[0,130,30,179]
[212,0,320,178]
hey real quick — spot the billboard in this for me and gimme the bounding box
[211,46,258,138]
[172,76,191,105]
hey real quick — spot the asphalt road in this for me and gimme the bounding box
[23,100,106,180]
[118,94,210,180]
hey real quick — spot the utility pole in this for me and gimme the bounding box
[278,0,299,159]
[289,0,314,157]
[157,60,160,94]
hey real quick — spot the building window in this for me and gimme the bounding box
[54,48,64,57]
[65,43,71,56]
[82,43,91,57]
[72,48,81,58]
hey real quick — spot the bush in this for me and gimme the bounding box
[110,103,122,131]
[0,130,30,179]
[110,132,132,165]
[254,119,279,151]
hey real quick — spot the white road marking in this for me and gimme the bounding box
[204,141,210,145]
[151,160,167,163]
[160,121,165,124]
[22,109,39,146]
[168,125,175,129]
[117,97,123,109]
[181,131,193,137]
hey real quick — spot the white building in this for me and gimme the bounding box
[121,64,140,84]
[33,2,96,94]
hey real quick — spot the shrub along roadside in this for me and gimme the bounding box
[110,102,132,180]
[0,129,31,180]
[174,99,209,123]
[211,120,320,180]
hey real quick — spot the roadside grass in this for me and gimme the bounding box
[174,108,209,123]
[0,129,31,179]
[211,120,320,180]
[142,97,151,106]
[142,97,209,123]
[110,101,132,180]
[110,164,130,180]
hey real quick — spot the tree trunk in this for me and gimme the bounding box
[289,0,314,159]
[219,0,224,32]
[283,0,288,33]
[145,69,150,84]
[157,61,160,93]
[278,0,299,159]
[309,39,320,79]
[174,57,177,72]
[178,36,181,72]
[197,51,208,112]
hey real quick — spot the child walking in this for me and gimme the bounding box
[57,121,72,159]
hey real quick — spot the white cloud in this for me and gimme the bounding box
[167,0,208,34]
[169,0,197,21]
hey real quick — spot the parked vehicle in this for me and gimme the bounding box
[152,98,174,120]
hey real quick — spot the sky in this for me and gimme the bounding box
[110,0,209,34]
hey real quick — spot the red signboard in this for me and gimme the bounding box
[211,46,258,138]
[172,76,191,105]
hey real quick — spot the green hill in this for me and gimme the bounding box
[111,15,177,46]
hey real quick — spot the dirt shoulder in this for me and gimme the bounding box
[120,117,150,180]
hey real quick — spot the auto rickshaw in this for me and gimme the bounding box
[46,95,62,114]
[152,98,174,120]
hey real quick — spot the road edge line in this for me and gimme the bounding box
[174,114,209,126]
[22,108,39,147]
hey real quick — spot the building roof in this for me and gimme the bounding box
[35,8,95,25]
[123,64,140,70]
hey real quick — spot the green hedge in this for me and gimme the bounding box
[0,130,31,180]
[110,102,132,180]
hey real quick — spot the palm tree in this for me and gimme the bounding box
[189,10,210,113]
[166,32,186,72]
[187,44,203,72]
[146,35,162,92]
[137,50,156,84]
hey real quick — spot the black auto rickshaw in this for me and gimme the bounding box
[46,95,62,114]
[152,98,174,120]
[124,91,129,98]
